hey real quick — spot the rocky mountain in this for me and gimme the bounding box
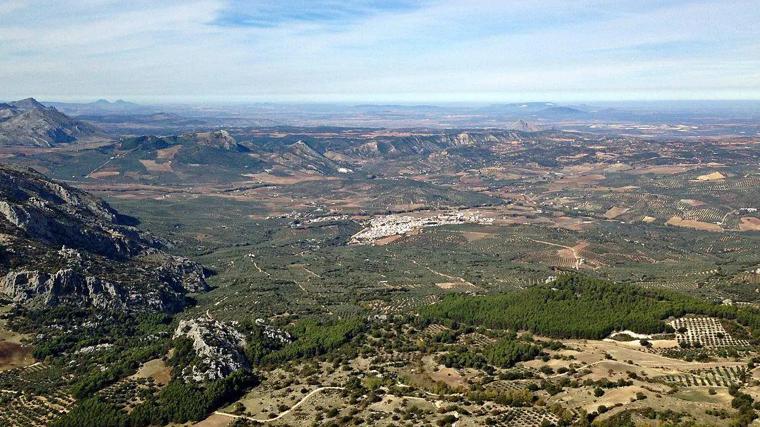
[121,130,245,152]
[338,130,527,161]
[94,130,262,184]
[0,165,209,312]
[0,98,102,147]
[191,129,242,151]
[173,317,250,382]
[3,126,550,185]
[509,120,540,132]
[275,140,341,174]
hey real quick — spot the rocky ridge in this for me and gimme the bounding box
[0,98,102,147]
[173,317,249,382]
[0,165,209,312]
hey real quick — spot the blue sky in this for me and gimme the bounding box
[0,0,758,103]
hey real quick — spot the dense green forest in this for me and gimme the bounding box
[246,317,366,365]
[422,274,760,339]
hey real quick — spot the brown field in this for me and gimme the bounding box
[478,166,522,180]
[456,231,495,242]
[680,199,705,207]
[0,341,34,370]
[604,206,628,219]
[739,217,760,231]
[611,185,639,192]
[548,174,605,191]
[139,159,173,173]
[666,216,723,232]
[435,281,479,291]
[156,145,181,160]
[131,358,171,385]
[695,171,726,181]
[373,235,404,246]
[88,170,121,179]
[242,172,334,185]
[552,216,593,231]
[192,414,233,427]
[0,318,34,371]
[630,164,696,175]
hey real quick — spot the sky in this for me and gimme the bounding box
[1,0,759,103]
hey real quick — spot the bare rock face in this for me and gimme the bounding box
[0,166,150,259]
[0,165,210,313]
[157,256,211,293]
[173,317,249,382]
[0,269,126,309]
[188,130,239,151]
[0,268,190,313]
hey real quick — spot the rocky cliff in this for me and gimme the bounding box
[173,317,249,382]
[0,165,209,312]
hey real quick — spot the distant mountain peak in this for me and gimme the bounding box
[509,119,540,132]
[0,97,102,147]
[10,97,48,111]
[538,106,587,115]
[186,129,240,150]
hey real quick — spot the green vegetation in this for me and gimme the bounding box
[438,336,541,369]
[247,317,366,365]
[423,274,755,339]
[53,370,257,427]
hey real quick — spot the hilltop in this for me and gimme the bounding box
[0,98,102,147]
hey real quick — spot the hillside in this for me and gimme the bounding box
[0,165,208,312]
[0,98,102,147]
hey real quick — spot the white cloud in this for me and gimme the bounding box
[0,0,758,102]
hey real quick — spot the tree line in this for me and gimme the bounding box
[422,274,760,340]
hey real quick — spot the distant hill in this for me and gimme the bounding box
[479,102,558,114]
[45,98,155,116]
[276,140,341,174]
[535,106,588,118]
[508,120,540,132]
[0,127,549,184]
[0,98,103,147]
[84,130,263,184]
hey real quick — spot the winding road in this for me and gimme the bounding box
[213,386,345,423]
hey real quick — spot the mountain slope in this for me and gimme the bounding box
[0,165,208,312]
[276,140,341,174]
[94,130,263,183]
[0,98,102,147]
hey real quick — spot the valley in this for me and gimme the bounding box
[3,1,760,425]
[1,99,760,426]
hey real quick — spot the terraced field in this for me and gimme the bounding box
[0,364,74,426]
[670,317,751,348]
